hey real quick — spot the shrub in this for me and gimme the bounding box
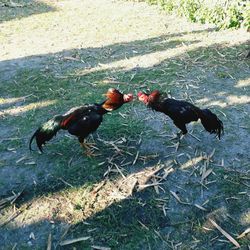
[144,0,250,30]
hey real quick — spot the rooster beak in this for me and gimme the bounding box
[123,93,133,102]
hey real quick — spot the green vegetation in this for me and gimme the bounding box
[144,0,250,29]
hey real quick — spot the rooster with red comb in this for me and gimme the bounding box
[138,90,223,140]
[29,88,133,155]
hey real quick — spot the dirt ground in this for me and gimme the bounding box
[0,0,249,249]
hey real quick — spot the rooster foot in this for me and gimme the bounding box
[80,142,97,157]
[170,132,184,142]
[85,149,98,158]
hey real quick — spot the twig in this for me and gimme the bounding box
[209,219,240,248]
[57,178,73,188]
[47,233,52,250]
[161,167,174,180]
[138,182,163,190]
[11,243,17,250]
[63,56,81,62]
[188,133,201,141]
[60,236,91,246]
[153,176,160,194]
[142,164,166,184]
[201,169,213,182]
[91,246,111,250]
[237,227,250,239]
[175,141,180,152]
[114,163,126,179]
[132,151,140,165]
[138,220,149,230]
[170,191,191,205]
[194,203,207,211]
[58,225,71,244]
[16,156,28,164]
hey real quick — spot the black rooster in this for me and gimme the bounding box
[29,88,133,154]
[138,90,223,140]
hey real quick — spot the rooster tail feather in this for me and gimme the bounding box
[29,115,63,152]
[200,109,224,139]
[29,130,38,151]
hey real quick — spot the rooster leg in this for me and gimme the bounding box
[177,131,185,140]
[170,122,187,141]
[80,140,97,157]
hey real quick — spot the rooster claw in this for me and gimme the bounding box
[80,141,98,157]
[170,132,184,141]
[85,149,97,158]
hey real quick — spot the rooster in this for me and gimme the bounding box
[29,88,133,154]
[138,90,223,140]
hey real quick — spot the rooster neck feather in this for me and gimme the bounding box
[148,90,161,103]
[147,91,166,112]
[101,91,124,111]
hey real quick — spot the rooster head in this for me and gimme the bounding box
[102,88,133,111]
[138,90,160,105]
[137,91,149,104]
